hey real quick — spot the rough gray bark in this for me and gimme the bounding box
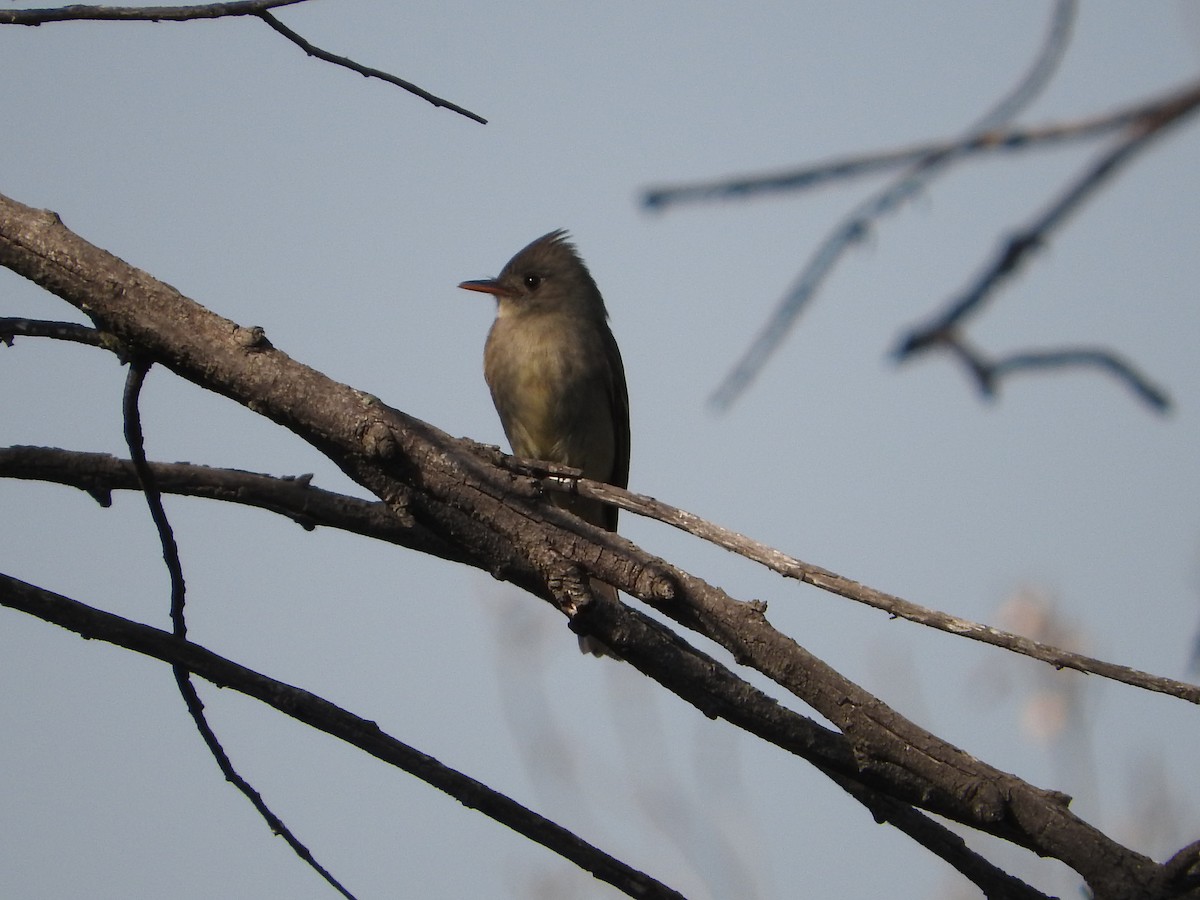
[3,190,1197,900]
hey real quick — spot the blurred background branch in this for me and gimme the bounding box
[642,0,1198,416]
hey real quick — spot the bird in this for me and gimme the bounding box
[459,230,630,654]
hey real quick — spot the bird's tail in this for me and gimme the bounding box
[578,578,618,657]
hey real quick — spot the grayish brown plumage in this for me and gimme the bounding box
[459,230,630,653]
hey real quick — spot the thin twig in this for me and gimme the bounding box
[0,1,488,124]
[121,363,357,900]
[122,362,188,631]
[932,335,1171,412]
[255,11,487,123]
[1,316,107,348]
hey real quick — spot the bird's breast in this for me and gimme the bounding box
[483,313,615,477]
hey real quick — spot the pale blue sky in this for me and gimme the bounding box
[2,3,1199,898]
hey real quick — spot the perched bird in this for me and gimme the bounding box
[459,230,630,654]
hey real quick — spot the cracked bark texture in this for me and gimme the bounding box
[3,190,1196,900]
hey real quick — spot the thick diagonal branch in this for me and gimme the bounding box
[0,191,1177,899]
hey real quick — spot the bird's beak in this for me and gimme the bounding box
[458,278,509,296]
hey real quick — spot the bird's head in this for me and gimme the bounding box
[458,230,607,320]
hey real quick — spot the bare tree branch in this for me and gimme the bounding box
[894,80,1200,406]
[648,6,1153,211]
[118,360,356,899]
[4,191,1192,897]
[905,334,1172,412]
[641,98,1150,210]
[547,473,1200,705]
[838,778,1055,900]
[1,315,108,347]
[0,0,488,124]
[0,445,1080,900]
[0,192,1175,899]
[643,3,1198,418]
[699,0,1078,411]
[254,10,487,123]
[0,1,309,24]
[9,442,1196,704]
[0,446,1021,823]
[1,450,1020,892]
[0,444,479,559]
[0,572,687,900]
[1163,841,1200,895]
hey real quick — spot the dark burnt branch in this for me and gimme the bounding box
[835,779,1054,900]
[1163,841,1200,895]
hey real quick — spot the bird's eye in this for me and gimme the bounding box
[523,274,542,290]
